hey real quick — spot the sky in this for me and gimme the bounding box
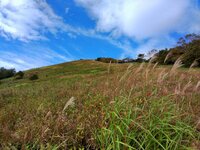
[0,0,200,70]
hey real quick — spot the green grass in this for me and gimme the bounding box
[96,97,196,150]
[0,60,200,149]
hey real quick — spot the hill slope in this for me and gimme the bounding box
[0,60,200,149]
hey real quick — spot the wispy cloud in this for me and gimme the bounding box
[0,58,20,69]
[0,0,65,41]
[0,45,74,71]
[0,0,139,58]
[0,0,133,56]
[63,26,136,56]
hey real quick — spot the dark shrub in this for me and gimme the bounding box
[14,71,24,80]
[0,67,16,80]
[153,34,200,67]
[96,57,118,63]
[29,74,39,80]
[135,54,145,63]
[182,40,200,67]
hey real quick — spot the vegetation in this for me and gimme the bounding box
[28,73,39,80]
[96,56,144,64]
[14,71,24,80]
[96,34,200,67]
[154,34,200,67]
[0,60,200,149]
[95,34,200,68]
[0,67,16,80]
[96,57,118,63]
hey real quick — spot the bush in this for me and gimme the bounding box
[154,34,200,67]
[154,49,168,64]
[0,67,16,80]
[14,71,24,80]
[29,74,39,80]
[182,40,200,67]
[134,54,145,63]
[96,57,118,63]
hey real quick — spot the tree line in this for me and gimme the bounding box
[0,67,38,81]
[154,33,200,67]
[96,54,146,64]
[96,33,200,67]
[0,67,16,80]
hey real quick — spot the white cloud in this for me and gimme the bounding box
[0,0,65,41]
[0,46,74,71]
[135,36,177,55]
[75,0,200,40]
[0,0,138,70]
[0,59,18,69]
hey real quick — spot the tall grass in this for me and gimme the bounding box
[0,60,200,149]
[96,97,197,150]
[95,60,200,150]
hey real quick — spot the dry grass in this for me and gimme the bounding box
[0,60,200,149]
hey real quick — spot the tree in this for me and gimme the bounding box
[135,54,145,62]
[154,33,200,67]
[96,57,118,63]
[138,54,145,59]
[182,40,200,67]
[177,37,186,47]
[185,33,200,43]
[147,49,158,58]
[154,49,169,64]
[0,67,16,80]
[14,71,24,80]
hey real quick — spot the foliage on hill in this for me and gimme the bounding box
[96,57,118,63]
[28,73,39,80]
[154,34,200,67]
[0,67,16,80]
[14,71,24,80]
[96,33,200,68]
[96,55,146,64]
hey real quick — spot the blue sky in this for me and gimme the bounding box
[0,0,200,70]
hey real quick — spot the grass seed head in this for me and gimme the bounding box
[62,97,76,112]
[190,60,199,69]
[170,57,183,75]
[182,81,192,94]
[194,81,200,92]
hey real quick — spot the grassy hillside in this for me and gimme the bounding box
[0,60,200,149]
